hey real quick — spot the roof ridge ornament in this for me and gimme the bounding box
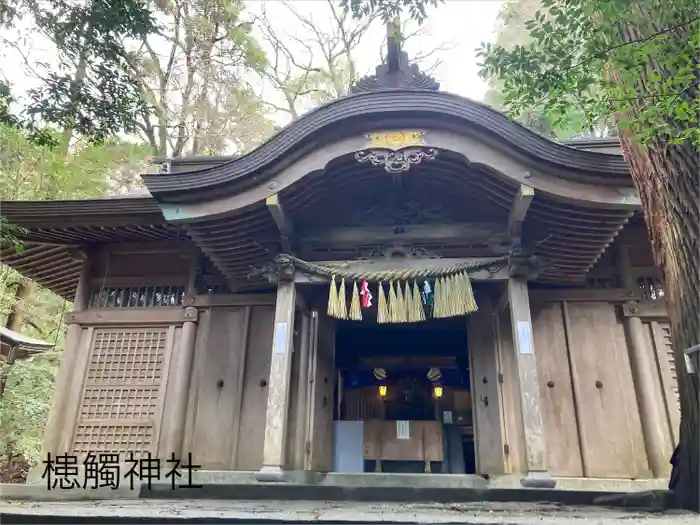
[349,17,440,93]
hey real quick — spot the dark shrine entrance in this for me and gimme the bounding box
[333,318,476,474]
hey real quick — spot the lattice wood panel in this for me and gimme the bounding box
[650,321,680,443]
[636,275,664,301]
[71,327,172,459]
[90,285,185,308]
[343,390,383,420]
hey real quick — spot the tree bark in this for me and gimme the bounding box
[617,131,699,512]
[607,5,699,511]
[5,279,35,332]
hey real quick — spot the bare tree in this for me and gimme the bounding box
[124,0,276,157]
[254,0,455,121]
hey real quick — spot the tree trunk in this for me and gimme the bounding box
[608,6,699,511]
[5,279,35,332]
[617,131,699,512]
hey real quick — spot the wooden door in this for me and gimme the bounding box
[305,310,336,472]
[564,302,649,478]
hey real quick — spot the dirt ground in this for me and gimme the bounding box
[0,499,697,524]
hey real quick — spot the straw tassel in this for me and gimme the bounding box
[349,281,362,321]
[327,275,339,318]
[337,277,348,320]
[454,274,462,316]
[404,281,415,322]
[432,278,441,318]
[388,281,399,323]
[447,275,457,317]
[463,272,478,315]
[377,282,389,324]
[408,281,424,322]
[441,276,451,317]
[396,283,408,323]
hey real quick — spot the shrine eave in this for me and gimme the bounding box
[140,90,631,204]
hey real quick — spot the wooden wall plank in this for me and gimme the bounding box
[307,313,336,472]
[182,308,211,461]
[236,305,275,470]
[284,309,303,470]
[649,321,681,444]
[530,303,583,476]
[189,307,249,469]
[468,295,505,475]
[564,302,651,478]
[496,308,527,474]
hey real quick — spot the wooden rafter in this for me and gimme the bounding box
[508,184,535,241]
[266,193,296,253]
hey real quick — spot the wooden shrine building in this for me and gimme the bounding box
[0,40,680,488]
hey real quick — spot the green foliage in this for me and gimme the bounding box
[0,82,58,148]
[341,0,442,24]
[483,0,613,139]
[1,351,62,464]
[4,0,159,144]
[0,122,149,475]
[477,0,700,146]
[0,122,149,201]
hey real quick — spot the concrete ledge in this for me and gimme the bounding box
[1,472,670,505]
[186,471,489,489]
[490,475,668,492]
[0,483,139,501]
[139,482,625,506]
[2,499,695,524]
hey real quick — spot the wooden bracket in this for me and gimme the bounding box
[266,193,296,253]
[508,184,535,241]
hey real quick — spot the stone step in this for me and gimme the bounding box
[140,482,620,506]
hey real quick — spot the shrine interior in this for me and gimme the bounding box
[333,317,476,474]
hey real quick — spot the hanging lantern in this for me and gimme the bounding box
[373,368,387,380]
[427,367,442,382]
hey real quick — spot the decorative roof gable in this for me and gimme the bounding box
[349,18,439,93]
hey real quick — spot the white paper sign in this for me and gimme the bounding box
[517,320,533,355]
[442,411,453,424]
[273,322,288,355]
[396,420,410,440]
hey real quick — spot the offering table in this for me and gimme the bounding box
[363,420,443,472]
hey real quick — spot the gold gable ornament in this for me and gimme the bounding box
[355,130,438,174]
[365,131,425,149]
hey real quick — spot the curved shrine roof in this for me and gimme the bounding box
[0,38,641,299]
[140,90,631,203]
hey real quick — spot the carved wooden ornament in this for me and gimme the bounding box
[355,131,438,174]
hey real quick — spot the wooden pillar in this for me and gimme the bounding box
[160,307,198,458]
[617,246,673,476]
[293,312,311,470]
[257,278,296,480]
[507,277,555,488]
[40,255,91,461]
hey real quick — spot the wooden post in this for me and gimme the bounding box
[160,307,198,459]
[617,246,673,476]
[257,278,296,480]
[293,312,311,470]
[507,277,555,488]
